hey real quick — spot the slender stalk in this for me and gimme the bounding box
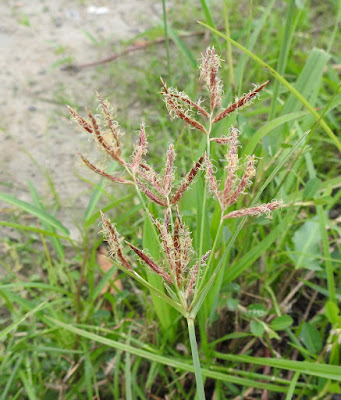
[187,317,206,400]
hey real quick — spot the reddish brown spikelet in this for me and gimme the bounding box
[160,78,209,118]
[67,105,93,133]
[227,155,256,207]
[80,154,133,184]
[132,123,147,172]
[171,156,204,205]
[223,126,239,205]
[163,143,175,195]
[96,93,121,152]
[223,200,282,220]
[148,211,178,281]
[213,81,269,123]
[136,167,165,197]
[211,136,231,144]
[86,108,124,166]
[100,211,133,271]
[126,241,173,284]
[173,214,182,286]
[164,95,208,135]
[199,47,223,111]
[164,208,170,232]
[186,250,211,297]
[136,178,167,207]
[205,153,223,207]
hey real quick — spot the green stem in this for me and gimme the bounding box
[187,318,206,400]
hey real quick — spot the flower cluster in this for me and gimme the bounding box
[69,46,281,303]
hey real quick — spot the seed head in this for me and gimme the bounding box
[199,47,223,111]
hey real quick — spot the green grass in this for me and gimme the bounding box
[1,1,340,398]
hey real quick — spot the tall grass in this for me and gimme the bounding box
[1,1,340,398]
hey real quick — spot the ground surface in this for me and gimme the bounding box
[0,0,163,240]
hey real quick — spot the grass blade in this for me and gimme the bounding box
[0,193,70,235]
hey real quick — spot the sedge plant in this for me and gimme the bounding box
[68,47,282,398]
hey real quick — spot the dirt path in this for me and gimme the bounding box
[0,0,162,240]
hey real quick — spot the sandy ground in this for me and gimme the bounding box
[0,0,165,241]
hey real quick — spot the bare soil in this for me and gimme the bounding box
[0,0,163,240]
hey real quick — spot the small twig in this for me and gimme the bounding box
[76,29,218,69]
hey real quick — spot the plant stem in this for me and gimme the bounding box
[187,317,206,400]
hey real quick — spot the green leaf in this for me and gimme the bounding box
[290,219,322,270]
[282,48,330,115]
[270,315,293,331]
[303,178,321,200]
[227,298,239,311]
[325,301,340,324]
[0,298,50,340]
[48,318,294,393]
[214,352,341,381]
[247,304,267,318]
[243,110,310,157]
[300,322,322,354]
[0,193,69,235]
[250,320,265,337]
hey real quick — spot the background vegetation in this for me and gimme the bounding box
[1,0,340,398]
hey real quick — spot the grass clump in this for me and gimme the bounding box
[1,1,340,398]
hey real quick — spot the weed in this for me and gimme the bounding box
[69,47,280,398]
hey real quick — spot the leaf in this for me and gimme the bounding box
[325,301,340,324]
[227,298,239,311]
[0,193,69,235]
[270,315,294,331]
[303,178,321,201]
[247,304,267,318]
[250,320,265,337]
[290,219,322,270]
[300,322,322,354]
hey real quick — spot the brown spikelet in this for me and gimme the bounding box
[100,211,133,270]
[173,214,182,286]
[163,143,175,195]
[199,47,223,111]
[171,156,204,205]
[164,95,208,135]
[136,166,165,196]
[223,126,239,204]
[148,211,177,280]
[213,81,269,123]
[205,153,223,207]
[67,105,93,133]
[223,200,282,220]
[96,93,121,153]
[136,179,167,207]
[80,154,133,184]
[227,155,256,207]
[211,136,231,144]
[86,108,125,165]
[160,78,209,118]
[126,241,173,284]
[164,208,170,232]
[132,123,147,173]
[185,250,211,297]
